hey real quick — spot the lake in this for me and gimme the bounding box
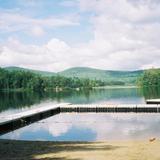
[1,87,160,141]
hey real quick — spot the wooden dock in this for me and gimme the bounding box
[0,104,61,135]
[60,104,160,113]
[1,103,160,135]
[146,99,160,104]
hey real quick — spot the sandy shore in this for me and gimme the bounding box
[0,139,160,160]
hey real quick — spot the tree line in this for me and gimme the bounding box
[0,68,106,91]
[137,69,160,87]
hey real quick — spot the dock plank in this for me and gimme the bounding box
[0,105,60,125]
[146,99,160,104]
[1,103,160,135]
[1,103,160,126]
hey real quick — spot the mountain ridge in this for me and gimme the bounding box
[3,66,146,85]
[58,67,144,84]
[5,66,55,77]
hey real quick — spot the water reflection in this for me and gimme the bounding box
[1,113,160,141]
[0,88,146,114]
[142,87,160,99]
[1,87,160,141]
[0,91,70,112]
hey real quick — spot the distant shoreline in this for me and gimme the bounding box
[93,85,139,89]
[0,85,140,93]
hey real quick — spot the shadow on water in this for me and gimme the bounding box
[0,140,122,160]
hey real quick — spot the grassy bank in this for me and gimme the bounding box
[0,139,160,160]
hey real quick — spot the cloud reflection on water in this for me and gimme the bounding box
[2,113,160,141]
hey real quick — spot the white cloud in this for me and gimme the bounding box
[1,0,160,71]
[60,0,78,7]
[0,38,74,71]
[46,38,70,52]
[0,12,79,37]
[30,26,45,37]
[77,0,160,70]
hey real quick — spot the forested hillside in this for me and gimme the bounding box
[3,66,145,85]
[138,69,160,87]
[59,67,143,85]
[0,68,104,91]
[5,66,55,77]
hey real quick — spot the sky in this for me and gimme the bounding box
[0,0,160,72]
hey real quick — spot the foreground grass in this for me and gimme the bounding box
[0,139,160,160]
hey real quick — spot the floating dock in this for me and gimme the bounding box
[1,103,160,135]
[146,99,160,104]
[60,104,160,113]
[0,105,61,135]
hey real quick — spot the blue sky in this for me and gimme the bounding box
[0,0,160,72]
[0,0,93,45]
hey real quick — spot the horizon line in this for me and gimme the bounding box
[1,65,159,73]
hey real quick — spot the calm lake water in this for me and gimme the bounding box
[1,87,160,141]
